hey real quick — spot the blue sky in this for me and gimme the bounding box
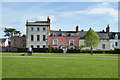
[1,2,118,37]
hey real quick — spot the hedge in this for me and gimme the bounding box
[17,48,120,54]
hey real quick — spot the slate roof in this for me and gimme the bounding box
[26,21,49,26]
[50,30,109,39]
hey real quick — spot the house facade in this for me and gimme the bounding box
[26,17,50,48]
[26,17,120,50]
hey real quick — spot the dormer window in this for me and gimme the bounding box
[70,33,74,36]
[62,33,66,36]
[52,33,56,36]
[115,34,118,39]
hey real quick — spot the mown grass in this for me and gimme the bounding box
[2,53,118,78]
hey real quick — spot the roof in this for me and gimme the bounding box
[107,32,120,39]
[50,30,109,39]
[26,21,49,26]
[0,38,7,43]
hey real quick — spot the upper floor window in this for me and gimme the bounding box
[37,35,40,41]
[31,35,34,41]
[31,27,34,31]
[43,35,46,41]
[43,28,46,31]
[69,40,74,46]
[53,40,58,45]
[37,27,40,31]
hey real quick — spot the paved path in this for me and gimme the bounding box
[0,56,119,60]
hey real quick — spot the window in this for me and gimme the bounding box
[43,45,45,48]
[37,27,39,31]
[31,35,34,41]
[62,33,66,36]
[53,33,56,36]
[70,47,74,49]
[115,42,118,46]
[43,35,46,41]
[70,33,74,36]
[37,35,40,41]
[53,40,58,45]
[69,40,74,46]
[23,45,24,47]
[37,45,40,48]
[31,27,33,31]
[31,45,33,48]
[43,28,46,31]
[102,44,105,50]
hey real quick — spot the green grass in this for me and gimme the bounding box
[1,53,118,78]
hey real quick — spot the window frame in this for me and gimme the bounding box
[69,40,74,46]
[53,40,58,46]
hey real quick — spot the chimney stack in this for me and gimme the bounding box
[81,29,84,32]
[19,32,22,37]
[106,24,110,33]
[76,25,78,33]
[47,16,50,32]
[59,29,61,31]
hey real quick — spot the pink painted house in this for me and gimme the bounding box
[48,36,79,49]
[48,26,79,49]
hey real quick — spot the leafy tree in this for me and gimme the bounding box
[84,28,100,55]
[48,45,52,53]
[4,28,20,38]
[79,45,85,50]
[75,45,79,50]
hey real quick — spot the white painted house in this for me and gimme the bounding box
[110,33,120,49]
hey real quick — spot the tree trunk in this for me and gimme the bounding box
[91,47,93,55]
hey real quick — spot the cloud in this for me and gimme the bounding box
[29,15,56,23]
[59,2,118,21]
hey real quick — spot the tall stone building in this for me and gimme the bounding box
[26,17,50,48]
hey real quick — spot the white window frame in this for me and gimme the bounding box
[37,27,40,31]
[53,40,58,45]
[69,40,74,46]
[31,27,34,31]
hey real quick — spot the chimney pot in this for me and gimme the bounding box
[59,29,61,31]
[76,26,78,33]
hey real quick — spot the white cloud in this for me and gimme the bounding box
[29,15,56,23]
[59,2,118,21]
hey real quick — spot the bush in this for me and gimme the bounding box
[17,48,48,53]
[51,48,63,53]
[114,48,120,54]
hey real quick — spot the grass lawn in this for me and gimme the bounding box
[1,52,119,78]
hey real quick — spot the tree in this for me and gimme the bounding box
[84,28,100,55]
[48,45,52,53]
[4,28,20,38]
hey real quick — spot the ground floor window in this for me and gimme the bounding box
[37,45,40,48]
[43,45,45,48]
[31,45,33,48]
[102,44,105,50]
[115,42,118,47]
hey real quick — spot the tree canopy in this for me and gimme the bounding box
[84,28,100,48]
[4,28,20,38]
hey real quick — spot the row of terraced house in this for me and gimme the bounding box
[26,17,120,50]
[1,17,120,52]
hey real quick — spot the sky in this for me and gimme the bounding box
[1,2,118,38]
